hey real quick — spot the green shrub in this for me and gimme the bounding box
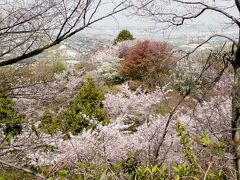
[114,29,134,44]
[0,93,25,141]
[0,67,26,141]
[40,78,109,136]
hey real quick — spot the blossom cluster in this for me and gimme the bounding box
[1,41,234,171]
[89,40,137,82]
[26,82,231,167]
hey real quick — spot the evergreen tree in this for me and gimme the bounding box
[40,78,109,136]
[114,29,134,44]
[0,89,25,140]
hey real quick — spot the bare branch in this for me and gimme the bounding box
[0,159,46,179]
[0,0,131,66]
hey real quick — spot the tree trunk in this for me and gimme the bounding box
[232,43,240,179]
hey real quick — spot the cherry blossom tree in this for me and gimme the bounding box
[0,0,131,66]
[132,0,240,176]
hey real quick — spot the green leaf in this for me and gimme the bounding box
[175,175,180,180]
[137,167,143,175]
[218,170,223,177]
[143,167,152,175]
[202,137,212,146]
[201,131,207,138]
[158,166,168,174]
[152,164,159,173]
[173,166,180,173]
[209,172,216,177]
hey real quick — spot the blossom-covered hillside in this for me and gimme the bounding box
[0,38,235,179]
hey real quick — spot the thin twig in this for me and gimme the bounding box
[0,159,46,179]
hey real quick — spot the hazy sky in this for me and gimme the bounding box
[81,0,238,42]
[93,0,239,28]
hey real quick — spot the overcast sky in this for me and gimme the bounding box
[92,0,239,28]
[80,0,238,42]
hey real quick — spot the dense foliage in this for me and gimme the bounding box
[0,96,25,140]
[0,68,26,141]
[120,40,173,88]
